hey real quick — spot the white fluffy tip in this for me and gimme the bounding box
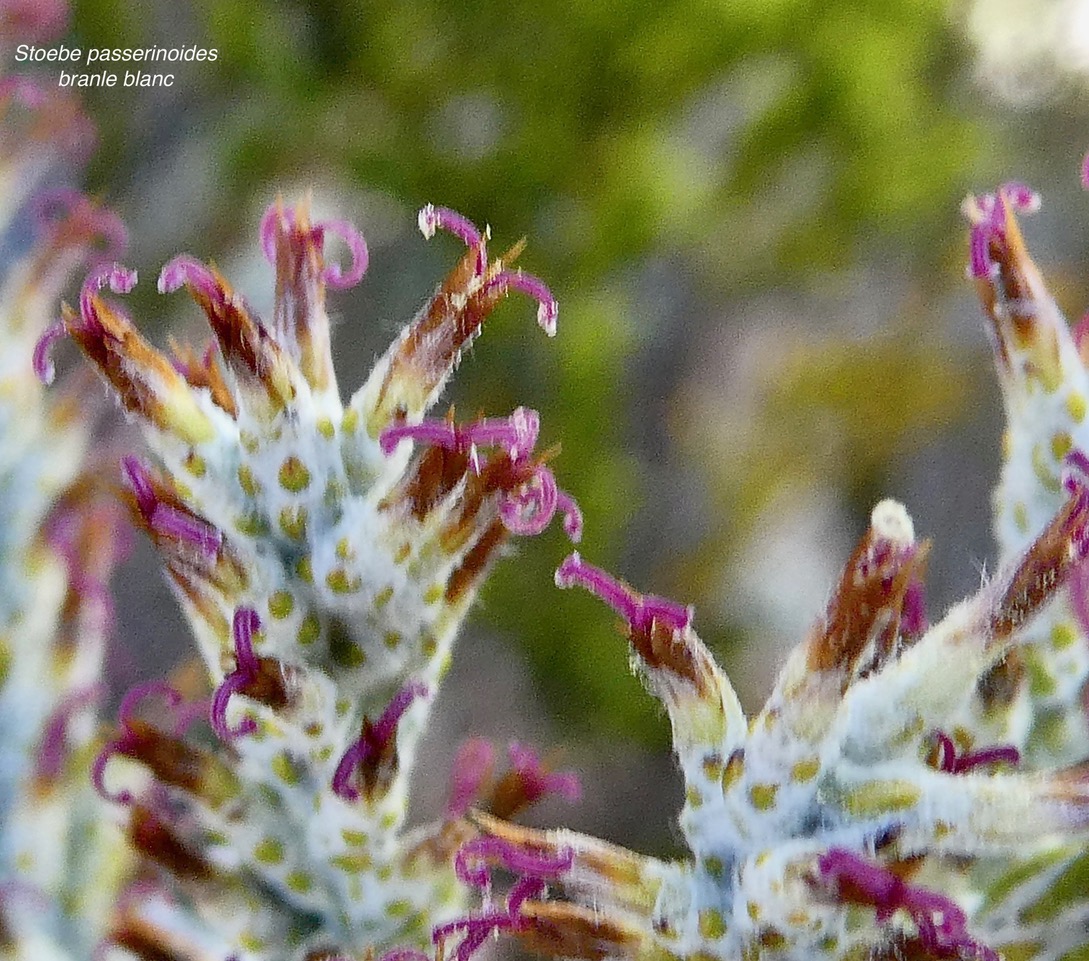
[870,499,914,545]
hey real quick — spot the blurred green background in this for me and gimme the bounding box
[48,0,1089,848]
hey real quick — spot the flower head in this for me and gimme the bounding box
[59,197,580,958]
[454,181,1089,961]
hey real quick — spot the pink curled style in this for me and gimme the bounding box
[500,464,559,537]
[315,217,369,289]
[259,203,369,288]
[931,731,1020,774]
[157,254,225,308]
[259,202,289,264]
[91,681,184,806]
[965,182,1040,280]
[35,683,104,781]
[555,552,692,634]
[78,262,137,330]
[817,848,996,961]
[437,838,573,961]
[968,224,993,280]
[454,835,574,890]
[210,673,258,741]
[506,875,547,913]
[380,419,461,457]
[1000,180,1040,213]
[484,269,558,336]
[379,408,540,464]
[433,911,520,961]
[33,320,67,385]
[418,203,487,275]
[209,608,262,741]
[331,735,370,801]
[555,488,583,543]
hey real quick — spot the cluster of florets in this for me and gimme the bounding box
[9,6,1089,958]
[425,176,1089,961]
[33,191,592,960]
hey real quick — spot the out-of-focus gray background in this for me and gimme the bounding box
[43,0,1089,857]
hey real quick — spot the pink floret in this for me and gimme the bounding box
[260,203,369,288]
[332,681,430,801]
[507,742,582,805]
[447,738,497,819]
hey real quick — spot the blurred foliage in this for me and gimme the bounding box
[673,322,979,604]
[64,0,990,745]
